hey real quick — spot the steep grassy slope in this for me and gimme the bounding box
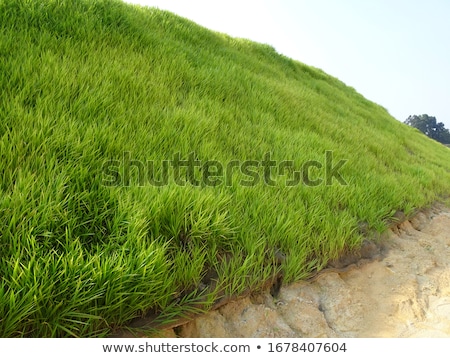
[1,0,449,337]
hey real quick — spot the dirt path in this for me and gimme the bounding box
[162,203,450,338]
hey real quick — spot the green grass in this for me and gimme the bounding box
[1,0,449,337]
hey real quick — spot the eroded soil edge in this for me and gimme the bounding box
[151,203,450,338]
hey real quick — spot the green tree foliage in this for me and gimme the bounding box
[404,114,450,144]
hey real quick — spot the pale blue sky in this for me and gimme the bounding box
[125,0,450,128]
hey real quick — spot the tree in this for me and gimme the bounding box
[404,114,450,144]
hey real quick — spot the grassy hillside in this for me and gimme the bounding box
[1,0,449,337]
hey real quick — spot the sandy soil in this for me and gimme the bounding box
[165,202,450,338]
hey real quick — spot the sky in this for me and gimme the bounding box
[124,0,450,129]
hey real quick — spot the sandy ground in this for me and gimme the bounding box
[164,203,450,338]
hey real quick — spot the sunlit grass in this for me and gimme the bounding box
[1,0,449,337]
